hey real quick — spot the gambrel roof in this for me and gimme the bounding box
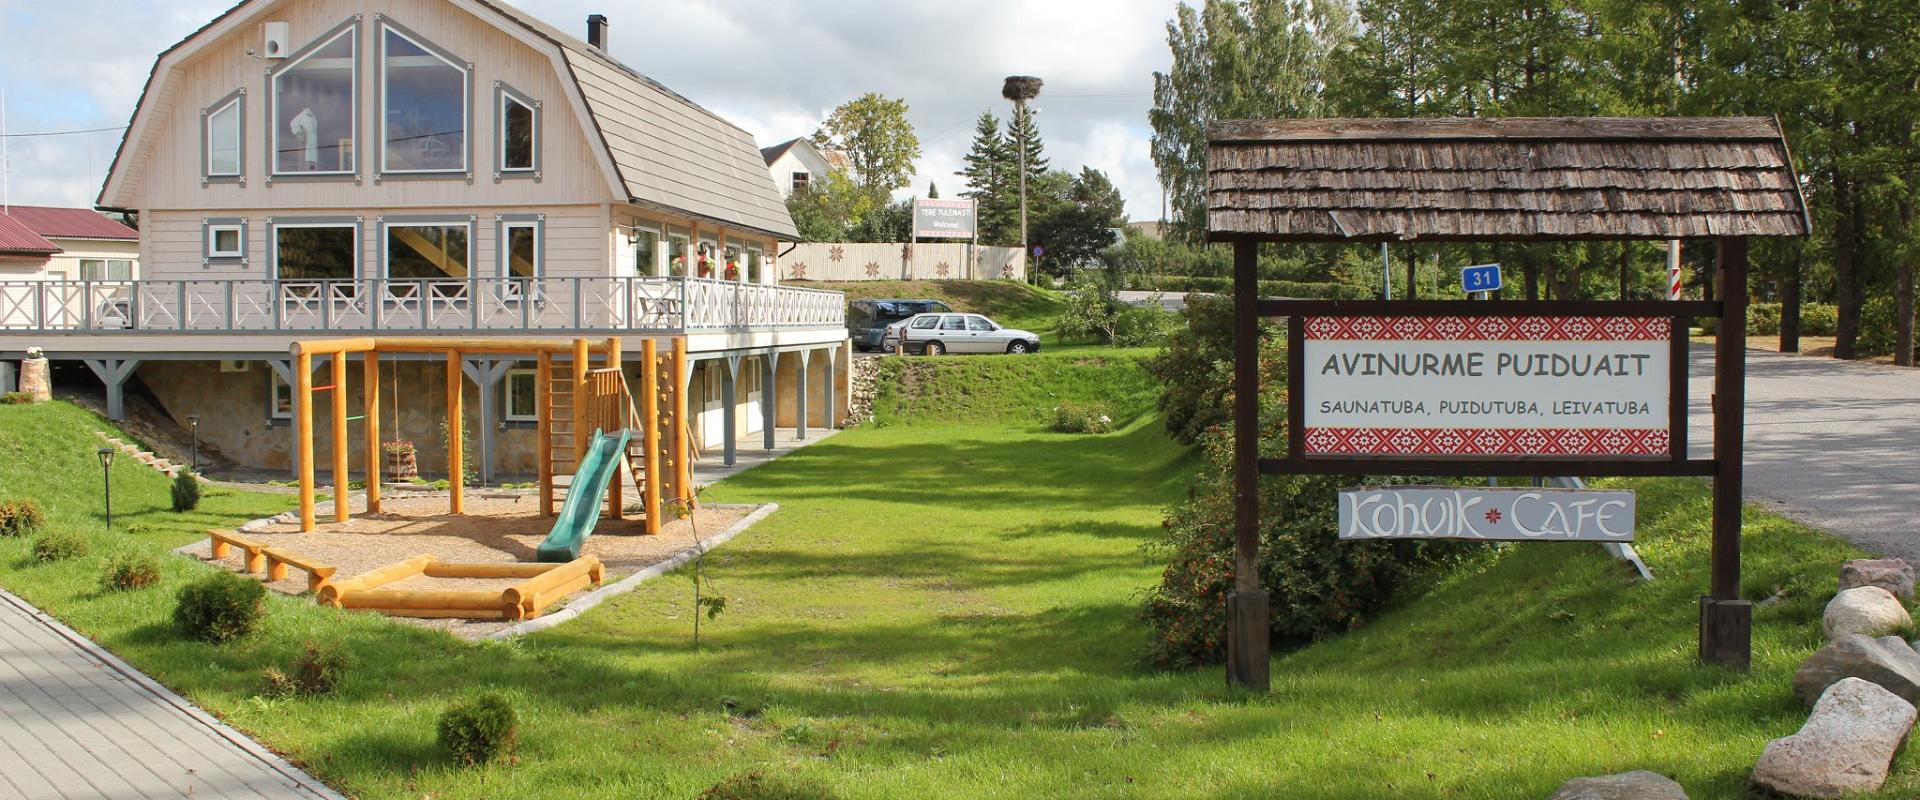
[1206,117,1811,242]
[97,0,797,240]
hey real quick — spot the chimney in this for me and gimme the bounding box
[587,14,609,50]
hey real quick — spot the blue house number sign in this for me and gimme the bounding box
[1461,263,1502,294]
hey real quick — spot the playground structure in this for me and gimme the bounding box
[290,335,692,535]
[264,335,690,620]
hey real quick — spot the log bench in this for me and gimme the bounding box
[264,547,338,592]
[206,529,267,573]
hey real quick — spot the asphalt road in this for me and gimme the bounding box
[1690,347,1920,560]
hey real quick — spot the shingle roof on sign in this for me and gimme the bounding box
[0,214,61,256]
[476,2,799,240]
[1206,117,1811,242]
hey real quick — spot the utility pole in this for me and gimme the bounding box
[1002,76,1043,269]
[2,86,10,213]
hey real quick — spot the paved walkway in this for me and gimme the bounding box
[1689,347,1920,560]
[0,589,343,800]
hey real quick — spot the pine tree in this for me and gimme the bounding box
[957,111,1018,246]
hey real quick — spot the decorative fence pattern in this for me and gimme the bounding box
[781,243,1028,282]
[0,276,843,335]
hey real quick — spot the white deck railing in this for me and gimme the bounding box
[0,276,844,335]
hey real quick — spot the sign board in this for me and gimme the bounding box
[1302,315,1671,458]
[912,198,976,240]
[1339,486,1636,541]
[1461,263,1502,293]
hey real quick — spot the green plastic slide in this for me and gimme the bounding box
[535,428,632,563]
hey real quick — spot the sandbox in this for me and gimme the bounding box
[185,492,754,637]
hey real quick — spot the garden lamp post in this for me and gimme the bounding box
[1002,75,1043,263]
[96,447,114,530]
[187,413,200,474]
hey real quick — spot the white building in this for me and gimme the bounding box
[760,137,845,198]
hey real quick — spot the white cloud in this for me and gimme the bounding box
[0,0,1174,219]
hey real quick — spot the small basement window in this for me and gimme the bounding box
[504,368,537,422]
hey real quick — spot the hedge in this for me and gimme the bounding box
[1127,274,1371,300]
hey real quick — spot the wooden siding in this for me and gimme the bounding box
[1206,117,1811,241]
[138,0,616,211]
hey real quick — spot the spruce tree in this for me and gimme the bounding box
[1006,104,1049,185]
[957,111,1018,246]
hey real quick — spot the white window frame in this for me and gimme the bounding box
[269,22,359,178]
[204,93,244,180]
[270,372,294,420]
[503,368,538,422]
[208,224,245,259]
[270,221,361,281]
[499,220,541,278]
[78,259,134,282]
[631,223,662,277]
[378,21,471,176]
[496,85,539,176]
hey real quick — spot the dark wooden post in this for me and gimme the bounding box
[1701,236,1751,669]
[1228,240,1271,691]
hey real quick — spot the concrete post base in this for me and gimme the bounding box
[1226,589,1271,692]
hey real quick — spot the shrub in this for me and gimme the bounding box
[263,642,349,698]
[101,553,162,591]
[1051,402,1114,434]
[1143,293,1251,445]
[1700,302,1840,338]
[1113,305,1180,347]
[0,499,46,537]
[31,530,89,563]
[438,693,519,765]
[173,571,266,643]
[170,471,202,512]
[2,391,30,405]
[1856,296,1915,359]
[1141,430,1483,668]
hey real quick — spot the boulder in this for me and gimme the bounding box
[1822,586,1912,640]
[1546,770,1688,799]
[18,356,50,402]
[1793,634,1920,708]
[1840,559,1916,600]
[1751,677,1917,798]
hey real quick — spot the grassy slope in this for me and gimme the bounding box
[871,351,1161,428]
[0,372,1908,798]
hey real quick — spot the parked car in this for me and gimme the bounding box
[847,299,955,352]
[880,312,1041,355]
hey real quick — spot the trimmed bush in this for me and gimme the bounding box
[0,499,46,537]
[262,642,349,698]
[1700,302,1839,338]
[1130,274,1370,300]
[173,571,266,643]
[31,530,89,563]
[438,693,519,765]
[170,471,202,512]
[2,391,30,405]
[101,553,162,591]
[1050,402,1114,434]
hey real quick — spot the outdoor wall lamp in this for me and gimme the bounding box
[96,447,115,530]
[187,414,201,473]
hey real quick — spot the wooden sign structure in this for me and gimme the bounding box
[1205,117,1812,691]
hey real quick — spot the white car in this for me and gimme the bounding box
[880,312,1041,355]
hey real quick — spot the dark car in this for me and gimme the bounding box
[847,299,955,351]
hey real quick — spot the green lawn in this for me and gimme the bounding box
[0,397,1902,799]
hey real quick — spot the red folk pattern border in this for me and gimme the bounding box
[1305,315,1670,342]
[1304,427,1670,457]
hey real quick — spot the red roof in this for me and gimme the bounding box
[0,213,59,256]
[1,205,139,241]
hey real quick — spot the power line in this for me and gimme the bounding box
[0,125,127,139]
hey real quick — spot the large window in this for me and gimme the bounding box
[205,94,243,178]
[272,25,357,175]
[79,260,134,281]
[274,225,357,280]
[499,86,537,174]
[504,368,537,422]
[385,223,470,280]
[380,24,468,174]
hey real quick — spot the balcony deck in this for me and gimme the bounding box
[0,276,847,357]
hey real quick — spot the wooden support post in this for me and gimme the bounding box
[331,353,349,523]
[572,338,590,464]
[447,350,464,515]
[296,351,316,532]
[537,351,554,517]
[795,349,810,440]
[641,339,661,535]
[721,356,737,467]
[1227,239,1270,692]
[671,337,690,503]
[364,350,381,514]
[1702,236,1752,670]
[762,353,777,451]
[606,337,623,520]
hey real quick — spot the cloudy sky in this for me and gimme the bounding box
[0,0,1174,221]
